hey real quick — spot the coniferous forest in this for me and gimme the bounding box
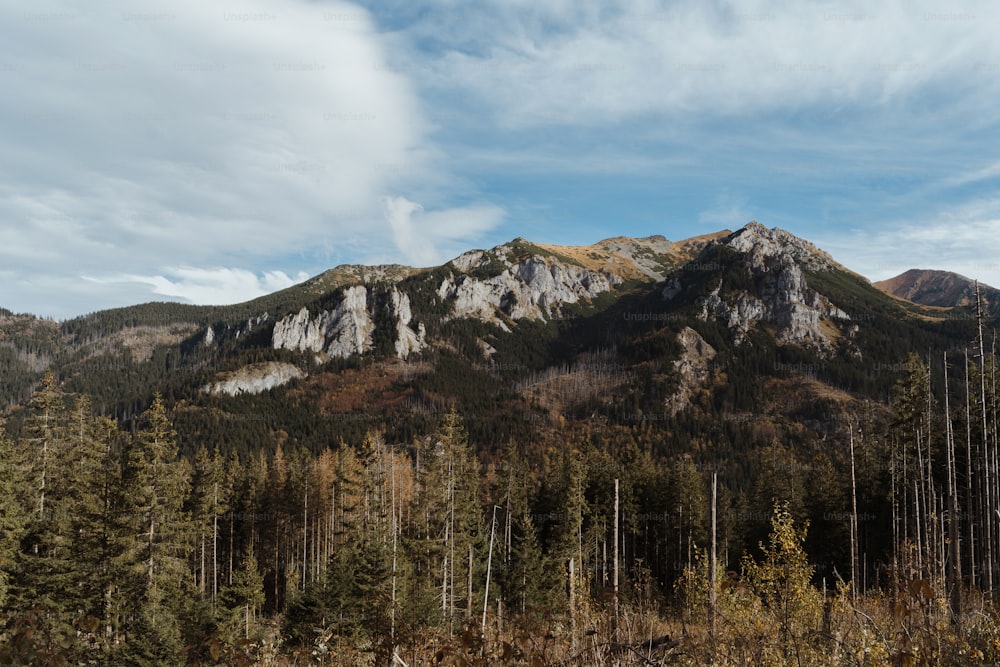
[6,346,1000,665]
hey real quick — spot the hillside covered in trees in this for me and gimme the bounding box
[5,347,1000,665]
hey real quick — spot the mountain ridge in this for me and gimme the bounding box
[874,268,1000,314]
[0,222,991,464]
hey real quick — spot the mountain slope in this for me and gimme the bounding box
[0,223,992,468]
[875,268,1000,314]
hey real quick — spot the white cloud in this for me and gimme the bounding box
[697,192,751,228]
[407,0,1000,127]
[815,198,1000,289]
[939,162,1000,190]
[383,195,505,266]
[6,0,1000,318]
[91,267,310,306]
[0,0,488,317]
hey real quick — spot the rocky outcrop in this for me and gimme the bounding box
[201,362,304,396]
[271,285,426,361]
[272,285,374,359]
[391,287,425,360]
[726,221,839,272]
[232,313,269,340]
[437,254,616,324]
[681,222,850,348]
[665,327,717,415]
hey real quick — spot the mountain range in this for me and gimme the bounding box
[874,268,1000,313]
[1,222,994,464]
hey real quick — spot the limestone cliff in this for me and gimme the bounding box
[674,222,850,348]
[272,285,374,359]
[201,361,304,396]
[391,287,425,360]
[665,327,717,415]
[437,251,617,325]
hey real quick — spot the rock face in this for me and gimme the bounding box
[665,327,717,415]
[437,253,616,325]
[679,222,850,348]
[726,221,839,272]
[268,224,851,364]
[272,285,374,359]
[391,287,426,360]
[201,362,304,396]
[271,285,426,361]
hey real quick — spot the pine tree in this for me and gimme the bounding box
[496,447,549,619]
[0,420,25,611]
[61,396,122,659]
[406,410,483,633]
[187,446,222,601]
[670,454,708,577]
[8,373,78,651]
[115,394,194,664]
[219,549,265,641]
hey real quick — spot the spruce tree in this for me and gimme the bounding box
[406,410,483,633]
[115,395,194,664]
[496,447,549,618]
[9,373,78,651]
[0,420,25,611]
[219,549,265,641]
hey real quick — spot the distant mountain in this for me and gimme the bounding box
[874,268,1000,315]
[1,222,992,468]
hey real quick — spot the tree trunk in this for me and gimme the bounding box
[945,352,962,625]
[710,473,717,640]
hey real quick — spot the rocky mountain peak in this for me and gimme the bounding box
[668,222,851,349]
[724,221,839,272]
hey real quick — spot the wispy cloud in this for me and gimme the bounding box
[384,196,505,266]
[697,192,751,228]
[404,1,1000,127]
[815,197,1000,287]
[89,268,310,306]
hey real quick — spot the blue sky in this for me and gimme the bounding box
[3,1,1000,318]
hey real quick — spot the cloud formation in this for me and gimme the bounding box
[406,1,1000,125]
[5,0,1000,316]
[106,268,311,306]
[0,0,501,317]
[384,196,505,266]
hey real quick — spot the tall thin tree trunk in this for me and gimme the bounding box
[967,348,977,588]
[302,488,308,591]
[569,557,577,655]
[467,543,473,621]
[892,435,899,577]
[391,450,397,650]
[482,504,498,642]
[614,478,620,637]
[980,282,994,592]
[923,350,942,563]
[915,478,923,574]
[200,531,206,595]
[945,352,963,624]
[710,473,718,639]
[916,427,927,571]
[213,482,218,605]
[850,425,859,599]
[449,460,456,635]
